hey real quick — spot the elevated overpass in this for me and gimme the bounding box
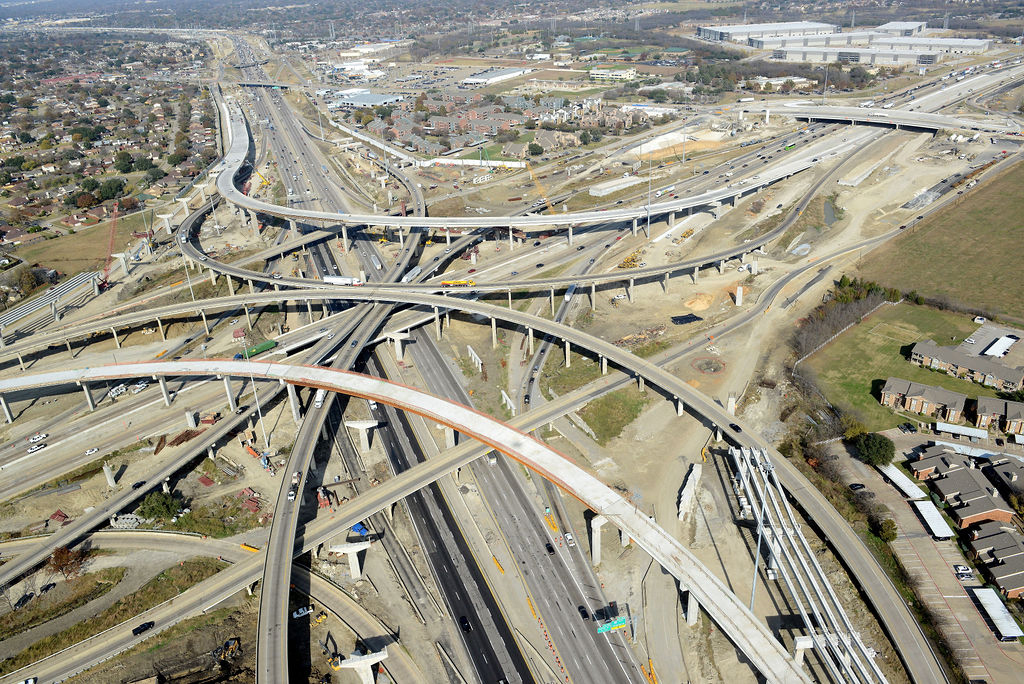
[746,103,1005,132]
[0,361,812,684]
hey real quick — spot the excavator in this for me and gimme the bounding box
[212,637,242,660]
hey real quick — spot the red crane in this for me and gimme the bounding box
[98,200,119,291]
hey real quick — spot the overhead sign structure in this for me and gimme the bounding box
[596,616,628,633]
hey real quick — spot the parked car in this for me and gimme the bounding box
[131,621,155,636]
[292,605,314,619]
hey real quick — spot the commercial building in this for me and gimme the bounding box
[910,339,1024,391]
[461,67,530,86]
[749,31,881,50]
[880,377,968,422]
[771,47,940,66]
[871,36,992,55]
[588,65,638,81]
[874,21,927,37]
[697,21,837,43]
[326,89,403,111]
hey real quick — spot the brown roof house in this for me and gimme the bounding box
[911,339,1024,391]
[880,377,967,422]
[930,465,1015,528]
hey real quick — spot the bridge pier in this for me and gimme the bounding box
[627,278,634,303]
[668,212,676,229]
[793,635,814,666]
[490,318,497,348]
[65,339,72,356]
[226,275,235,296]
[208,268,217,286]
[248,279,255,294]
[693,266,699,284]
[200,309,210,335]
[527,327,534,355]
[507,290,512,309]
[92,276,100,297]
[590,283,596,311]
[444,228,451,246]
[0,326,5,349]
[51,301,59,323]
[157,376,172,407]
[549,289,555,316]
[0,393,12,423]
[567,225,573,247]
[385,332,410,361]
[329,540,371,579]
[631,217,638,237]
[637,375,645,392]
[684,588,699,626]
[437,424,456,449]
[336,648,388,684]
[398,226,404,249]
[244,306,253,329]
[675,397,685,416]
[306,300,314,322]
[16,353,24,372]
[564,339,571,368]
[222,376,237,413]
[591,515,607,565]
[663,272,669,292]
[718,260,725,275]
[341,225,349,252]
[111,327,120,349]
[280,382,300,423]
[600,356,607,375]
[345,420,379,452]
[433,307,441,341]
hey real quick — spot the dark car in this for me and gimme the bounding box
[39,582,56,595]
[729,423,742,433]
[459,616,472,633]
[131,481,146,490]
[132,621,155,636]
[849,483,866,492]
[535,263,544,268]
[533,240,541,247]
[545,542,554,555]
[524,394,531,405]
[350,340,359,348]
[235,405,249,415]
[14,592,34,609]
[577,245,585,251]
[902,422,918,434]
[577,606,590,621]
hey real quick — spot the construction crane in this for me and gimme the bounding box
[525,161,554,214]
[254,168,272,187]
[98,200,119,291]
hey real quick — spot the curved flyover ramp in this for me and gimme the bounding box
[0,361,811,684]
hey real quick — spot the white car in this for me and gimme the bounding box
[28,433,47,443]
[84,448,99,456]
[27,444,47,454]
[564,532,576,548]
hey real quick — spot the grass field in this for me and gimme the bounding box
[805,303,998,431]
[857,159,1024,324]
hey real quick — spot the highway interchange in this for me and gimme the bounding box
[2,36,1024,684]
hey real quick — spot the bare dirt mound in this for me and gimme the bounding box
[684,293,713,311]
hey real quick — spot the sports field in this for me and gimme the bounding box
[805,303,999,431]
[857,159,1024,324]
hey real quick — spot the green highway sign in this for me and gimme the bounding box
[596,616,628,633]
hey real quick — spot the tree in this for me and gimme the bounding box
[81,177,99,192]
[137,491,181,520]
[841,414,867,440]
[853,432,895,466]
[97,178,125,201]
[146,166,166,182]
[113,151,134,173]
[48,546,87,580]
[134,157,155,171]
[870,517,898,543]
[18,267,37,294]
[76,192,97,208]
[579,130,591,145]
[527,142,543,156]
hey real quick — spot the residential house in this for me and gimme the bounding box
[966,521,1024,598]
[930,465,1015,528]
[880,377,968,422]
[908,445,970,480]
[533,129,580,151]
[910,339,1024,391]
[501,142,529,159]
[974,397,1024,434]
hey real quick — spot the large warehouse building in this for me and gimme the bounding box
[697,21,837,43]
[771,46,940,66]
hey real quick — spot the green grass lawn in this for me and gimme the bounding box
[857,159,1024,324]
[805,303,999,431]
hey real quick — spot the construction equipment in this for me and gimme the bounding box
[254,168,272,187]
[525,161,554,214]
[98,200,119,291]
[212,637,242,660]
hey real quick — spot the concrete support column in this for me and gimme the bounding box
[322,301,329,318]
[111,327,121,349]
[507,290,512,309]
[79,382,95,411]
[345,420,379,452]
[0,326,5,349]
[398,226,404,249]
[248,279,255,294]
[158,376,172,407]
[527,327,534,355]
[16,354,24,372]
[433,307,441,341]
[437,425,456,449]
[244,306,253,329]
[631,217,638,237]
[51,301,59,322]
[549,289,555,316]
[341,225,349,252]
[627,278,634,303]
[226,275,235,296]
[620,529,630,548]
[306,300,313,322]
[663,272,669,292]
[567,225,573,247]
[445,229,451,246]
[692,266,699,284]
[386,332,409,361]
[65,339,73,356]
[222,376,237,413]
[793,636,814,666]
[507,227,513,251]
[286,382,301,423]
[208,268,217,286]
[727,394,737,416]
[637,375,645,392]
[0,393,12,423]
[718,260,725,274]
[676,397,685,416]
[668,212,676,228]
[185,410,198,428]
[490,317,497,349]
[200,309,210,335]
[155,317,166,340]
[685,589,699,627]
[591,515,607,566]
[564,339,571,368]
[330,541,371,579]
[600,356,607,375]
[590,283,596,311]
[735,286,743,307]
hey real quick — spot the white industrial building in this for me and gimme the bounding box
[872,36,992,54]
[750,31,882,49]
[326,88,403,110]
[771,46,940,65]
[697,21,837,43]
[874,21,927,36]
[589,65,638,81]
[461,67,530,86]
